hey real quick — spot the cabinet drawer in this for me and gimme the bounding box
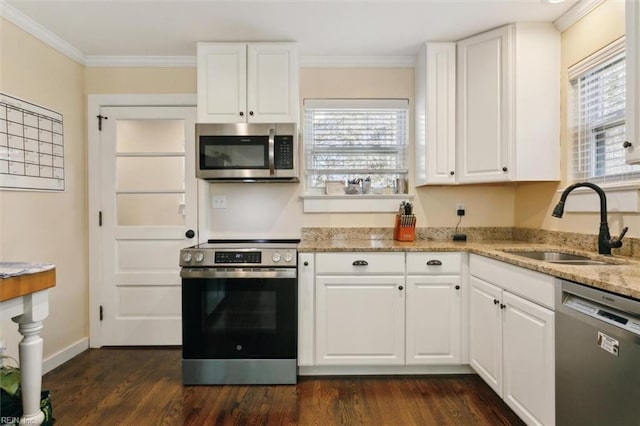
[469,254,555,309]
[316,252,405,275]
[406,252,461,275]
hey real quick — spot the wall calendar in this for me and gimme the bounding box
[0,93,65,191]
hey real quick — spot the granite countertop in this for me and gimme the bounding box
[299,239,640,301]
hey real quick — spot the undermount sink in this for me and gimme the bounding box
[502,250,613,266]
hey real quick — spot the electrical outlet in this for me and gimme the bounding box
[213,195,227,209]
[456,203,465,211]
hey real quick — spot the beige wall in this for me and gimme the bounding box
[514,1,630,235]
[0,19,87,360]
[86,67,196,94]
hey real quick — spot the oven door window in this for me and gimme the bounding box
[199,136,268,170]
[182,277,296,359]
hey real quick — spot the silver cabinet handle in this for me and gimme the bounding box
[352,260,368,266]
[268,128,275,176]
[426,260,442,266]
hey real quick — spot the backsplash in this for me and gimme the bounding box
[301,227,640,258]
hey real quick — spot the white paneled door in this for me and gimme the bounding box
[99,106,197,345]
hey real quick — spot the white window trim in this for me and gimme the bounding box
[563,36,640,213]
[301,98,410,213]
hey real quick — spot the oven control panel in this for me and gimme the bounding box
[180,246,297,267]
[215,251,261,264]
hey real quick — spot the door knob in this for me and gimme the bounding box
[185,229,195,239]
[623,141,633,148]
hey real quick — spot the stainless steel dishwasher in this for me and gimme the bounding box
[556,279,640,426]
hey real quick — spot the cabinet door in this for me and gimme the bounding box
[247,43,298,123]
[197,43,247,123]
[405,275,461,364]
[415,43,457,185]
[298,253,315,366]
[469,275,503,395]
[315,275,405,365]
[457,25,512,183]
[626,0,640,164]
[502,291,555,426]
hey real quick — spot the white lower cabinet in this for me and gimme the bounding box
[406,275,461,364]
[469,258,555,426]
[297,253,315,366]
[469,276,503,392]
[502,292,555,426]
[309,251,464,367]
[315,275,405,365]
[405,252,462,364]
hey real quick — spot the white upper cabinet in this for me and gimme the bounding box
[625,0,640,164]
[415,42,457,185]
[197,42,298,123]
[456,23,560,183]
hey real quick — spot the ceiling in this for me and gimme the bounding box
[4,0,583,63]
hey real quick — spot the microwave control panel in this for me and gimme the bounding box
[274,135,294,169]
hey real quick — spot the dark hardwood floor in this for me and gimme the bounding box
[43,348,524,425]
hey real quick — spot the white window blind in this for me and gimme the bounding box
[570,38,640,183]
[303,99,408,191]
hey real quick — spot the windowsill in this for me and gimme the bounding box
[300,193,414,213]
[557,182,640,213]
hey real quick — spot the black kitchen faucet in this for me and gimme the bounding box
[552,182,629,255]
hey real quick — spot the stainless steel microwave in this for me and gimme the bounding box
[195,123,298,182]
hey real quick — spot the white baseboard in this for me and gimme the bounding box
[42,337,89,374]
[298,364,474,376]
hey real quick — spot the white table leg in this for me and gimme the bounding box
[15,321,45,425]
[11,290,49,426]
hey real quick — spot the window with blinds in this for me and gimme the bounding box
[570,38,640,183]
[303,99,408,192]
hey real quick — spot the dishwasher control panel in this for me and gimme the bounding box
[564,294,640,336]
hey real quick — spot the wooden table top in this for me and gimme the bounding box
[0,268,56,302]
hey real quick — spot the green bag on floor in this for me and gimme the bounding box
[0,389,54,425]
[1,355,54,425]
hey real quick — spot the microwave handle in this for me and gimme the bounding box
[268,128,275,176]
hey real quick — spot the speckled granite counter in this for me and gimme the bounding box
[299,234,640,301]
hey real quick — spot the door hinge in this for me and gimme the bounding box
[96,114,108,131]
[99,211,102,227]
[99,305,103,321]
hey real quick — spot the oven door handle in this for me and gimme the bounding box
[268,128,275,176]
[181,268,296,279]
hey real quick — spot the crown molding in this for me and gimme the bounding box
[300,55,416,68]
[85,56,197,68]
[0,0,86,65]
[553,0,607,32]
[88,55,417,68]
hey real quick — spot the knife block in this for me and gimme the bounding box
[394,214,416,242]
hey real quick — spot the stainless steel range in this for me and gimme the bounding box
[180,239,299,385]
